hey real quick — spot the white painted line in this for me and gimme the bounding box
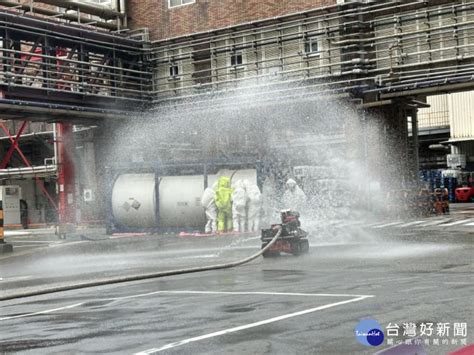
[135,295,371,354]
[364,222,385,227]
[0,290,374,322]
[181,254,218,259]
[464,222,474,226]
[420,218,452,226]
[440,218,474,226]
[10,245,44,249]
[4,230,54,236]
[396,221,425,228]
[241,236,261,241]
[49,241,84,248]
[7,240,56,244]
[0,302,84,321]
[0,275,33,282]
[371,221,403,229]
[108,290,374,301]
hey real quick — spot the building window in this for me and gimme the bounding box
[168,0,195,8]
[230,53,244,69]
[169,63,180,78]
[304,37,320,56]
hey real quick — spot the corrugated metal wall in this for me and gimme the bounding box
[418,95,449,128]
[418,91,474,141]
[449,91,474,139]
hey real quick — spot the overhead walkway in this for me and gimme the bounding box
[0,10,151,123]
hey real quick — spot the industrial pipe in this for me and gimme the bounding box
[33,0,124,19]
[429,144,450,151]
[0,228,282,301]
[0,1,119,30]
[0,165,57,179]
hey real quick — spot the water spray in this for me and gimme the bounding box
[0,227,282,302]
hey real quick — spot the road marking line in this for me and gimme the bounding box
[364,222,385,227]
[0,290,374,322]
[0,275,33,282]
[10,245,45,249]
[7,240,56,244]
[440,218,474,226]
[135,296,371,354]
[49,241,84,248]
[0,302,84,321]
[464,222,474,226]
[396,221,425,228]
[371,221,403,228]
[108,290,374,301]
[417,218,451,226]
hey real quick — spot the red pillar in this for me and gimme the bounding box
[56,123,75,224]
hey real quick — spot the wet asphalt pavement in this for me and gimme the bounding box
[0,222,473,354]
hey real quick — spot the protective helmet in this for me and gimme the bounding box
[286,178,297,189]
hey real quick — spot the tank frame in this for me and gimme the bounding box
[105,159,263,234]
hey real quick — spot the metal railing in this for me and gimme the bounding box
[1,1,474,111]
[150,0,474,104]
[0,10,152,109]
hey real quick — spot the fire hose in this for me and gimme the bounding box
[0,227,282,301]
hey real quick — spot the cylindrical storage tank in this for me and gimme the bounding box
[159,170,258,227]
[158,175,206,228]
[111,174,157,228]
[111,169,258,229]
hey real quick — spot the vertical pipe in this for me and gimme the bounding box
[119,0,127,28]
[57,123,76,225]
[53,123,58,166]
[203,164,208,189]
[411,109,419,175]
[211,39,218,86]
[0,200,4,243]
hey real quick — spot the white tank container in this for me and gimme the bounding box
[111,174,157,228]
[111,169,257,229]
[159,175,206,228]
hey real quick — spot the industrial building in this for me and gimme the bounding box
[0,0,473,230]
[418,92,474,170]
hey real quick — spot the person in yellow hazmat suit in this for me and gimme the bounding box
[215,176,234,232]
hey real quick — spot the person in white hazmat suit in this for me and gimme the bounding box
[201,183,217,233]
[231,180,248,233]
[246,183,263,232]
[282,178,306,211]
